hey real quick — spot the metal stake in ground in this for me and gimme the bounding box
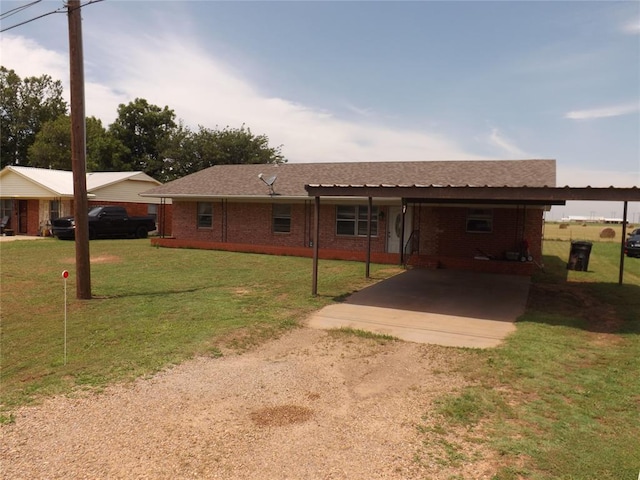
[62,270,69,365]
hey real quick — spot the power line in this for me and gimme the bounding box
[0,7,64,33]
[0,0,43,20]
[0,0,104,34]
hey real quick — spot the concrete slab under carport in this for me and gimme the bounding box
[306,269,531,348]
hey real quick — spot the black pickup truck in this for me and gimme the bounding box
[52,205,156,240]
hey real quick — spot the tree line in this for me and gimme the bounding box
[0,66,286,182]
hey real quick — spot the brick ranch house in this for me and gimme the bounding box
[0,166,172,237]
[142,159,562,276]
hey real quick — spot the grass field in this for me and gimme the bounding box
[1,238,639,478]
[544,221,637,243]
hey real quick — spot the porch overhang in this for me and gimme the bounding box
[305,184,640,203]
[304,184,640,294]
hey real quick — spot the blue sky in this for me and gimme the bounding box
[1,0,639,220]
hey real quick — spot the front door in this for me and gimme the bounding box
[386,206,412,254]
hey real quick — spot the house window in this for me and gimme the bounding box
[273,204,291,233]
[49,200,60,221]
[466,208,493,233]
[147,204,158,221]
[1,200,13,220]
[197,202,213,228]
[336,205,378,236]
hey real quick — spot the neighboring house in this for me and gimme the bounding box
[0,166,172,236]
[142,159,559,275]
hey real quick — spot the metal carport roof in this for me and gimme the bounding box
[304,184,640,294]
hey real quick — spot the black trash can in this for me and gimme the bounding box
[567,241,593,271]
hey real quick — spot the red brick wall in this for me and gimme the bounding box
[157,203,173,237]
[171,201,388,252]
[27,200,39,235]
[167,200,543,275]
[412,205,544,262]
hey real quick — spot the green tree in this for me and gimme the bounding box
[109,98,177,179]
[86,117,130,172]
[27,115,71,169]
[161,124,286,182]
[28,116,128,171]
[0,66,67,166]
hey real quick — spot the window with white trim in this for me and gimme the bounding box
[49,200,60,221]
[336,205,378,236]
[1,199,13,220]
[466,208,493,233]
[147,204,158,221]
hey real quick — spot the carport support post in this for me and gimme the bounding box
[619,201,628,286]
[312,196,320,296]
[366,196,372,278]
[399,200,407,265]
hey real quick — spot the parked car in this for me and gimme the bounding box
[52,205,156,240]
[625,231,640,258]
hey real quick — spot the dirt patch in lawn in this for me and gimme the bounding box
[61,254,121,265]
[0,328,499,479]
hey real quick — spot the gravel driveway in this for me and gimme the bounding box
[1,328,497,479]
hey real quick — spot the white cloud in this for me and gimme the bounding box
[1,29,483,163]
[621,20,640,35]
[78,28,486,163]
[565,103,640,120]
[0,35,69,101]
[486,128,528,158]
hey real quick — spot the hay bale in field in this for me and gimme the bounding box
[559,223,569,229]
[600,228,615,239]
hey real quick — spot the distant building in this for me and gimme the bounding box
[0,166,172,236]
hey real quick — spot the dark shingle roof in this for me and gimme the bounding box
[142,160,556,198]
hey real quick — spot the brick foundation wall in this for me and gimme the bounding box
[407,254,534,275]
[150,237,534,275]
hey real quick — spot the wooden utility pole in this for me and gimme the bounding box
[67,0,91,299]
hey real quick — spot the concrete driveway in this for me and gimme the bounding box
[306,269,531,348]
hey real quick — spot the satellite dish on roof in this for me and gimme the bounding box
[258,173,277,195]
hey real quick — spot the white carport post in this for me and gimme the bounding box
[399,200,407,265]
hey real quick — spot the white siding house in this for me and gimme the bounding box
[0,166,170,236]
